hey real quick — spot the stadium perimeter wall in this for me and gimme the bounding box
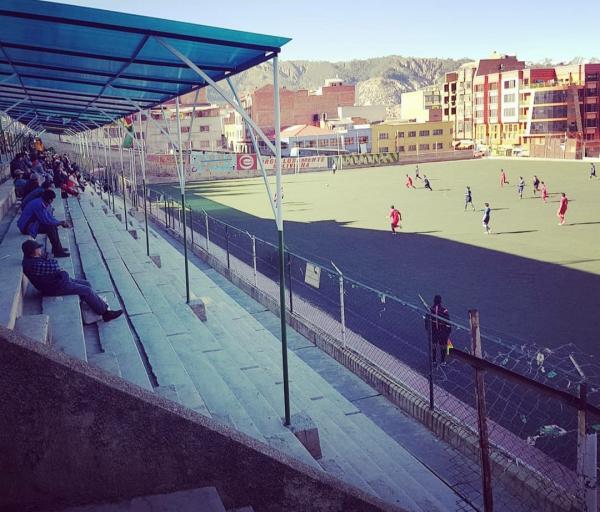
[153,216,577,512]
[145,150,476,184]
[0,326,401,512]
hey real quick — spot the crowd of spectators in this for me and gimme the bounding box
[8,137,123,323]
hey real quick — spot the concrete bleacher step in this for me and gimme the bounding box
[14,314,51,344]
[57,486,227,512]
[127,313,210,417]
[84,193,455,509]
[43,295,87,361]
[88,351,122,378]
[0,214,28,329]
[69,198,153,391]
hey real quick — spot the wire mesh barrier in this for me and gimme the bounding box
[138,185,598,512]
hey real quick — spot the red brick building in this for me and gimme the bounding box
[224,79,355,153]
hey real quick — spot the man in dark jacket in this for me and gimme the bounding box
[425,294,452,364]
[17,189,69,257]
[21,240,123,322]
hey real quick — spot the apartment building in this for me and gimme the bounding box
[371,120,453,155]
[400,85,443,122]
[443,62,478,141]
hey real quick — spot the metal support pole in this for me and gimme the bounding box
[338,273,346,347]
[470,310,494,512]
[189,207,194,247]
[287,252,293,313]
[225,224,230,270]
[272,55,291,427]
[175,97,190,304]
[121,171,128,227]
[136,112,150,256]
[251,234,257,287]
[205,211,209,252]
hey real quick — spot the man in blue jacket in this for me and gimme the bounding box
[17,189,70,257]
[21,240,123,322]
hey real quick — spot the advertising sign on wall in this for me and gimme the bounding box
[191,151,236,173]
[236,153,257,171]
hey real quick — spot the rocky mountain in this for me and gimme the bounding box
[212,56,470,108]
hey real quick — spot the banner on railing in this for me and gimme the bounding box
[305,263,321,289]
[191,151,236,173]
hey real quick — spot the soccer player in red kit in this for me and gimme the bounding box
[389,205,401,233]
[557,193,568,225]
[405,174,415,189]
[500,169,508,187]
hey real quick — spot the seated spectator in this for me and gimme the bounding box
[21,181,52,210]
[21,173,40,199]
[21,240,123,322]
[17,189,70,258]
[61,171,80,197]
[13,171,27,198]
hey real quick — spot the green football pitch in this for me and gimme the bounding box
[153,158,600,355]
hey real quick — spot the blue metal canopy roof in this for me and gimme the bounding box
[0,0,290,133]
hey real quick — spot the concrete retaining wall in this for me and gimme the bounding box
[0,326,402,512]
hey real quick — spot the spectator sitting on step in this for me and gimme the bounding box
[61,170,80,197]
[21,181,53,210]
[21,240,123,323]
[17,189,70,258]
[21,173,40,199]
[13,170,27,198]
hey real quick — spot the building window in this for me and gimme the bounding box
[432,128,443,135]
[379,132,389,140]
[489,109,498,117]
[181,126,190,133]
[532,105,568,119]
[503,80,516,89]
[586,73,599,81]
[419,130,430,136]
[489,83,498,91]
[489,96,498,104]
[503,93,516,102]
[398,146,405,152]
[586,118,598,127]
[397,131,405,138]
[358,136,369,144]
[408,144,417,151]
[408,131,416,137]
[534,91,568,104]
[435,142,443,149]
[380,147,389,153]
[419,144,430,151]
[585,103,599,112]
[344,137,354,145]
[199,125,210,132]
[503,108,516,117]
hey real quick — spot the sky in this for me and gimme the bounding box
[47,0,600,64]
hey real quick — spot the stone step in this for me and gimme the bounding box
[168,333,264,439]
[128,313,209,417]
[88,351,122,378]
[70,200,152,391]
[57,486,227,512]
[42,294,86,361]
[14,314,51,344]
[0,215,27,329]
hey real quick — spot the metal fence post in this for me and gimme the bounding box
[204,211,209,252]
[339,274,346,348]
[470,309,494,512]
[250,234,258,287]
[225,224,230,270]
[164,196,168,227]
[189,207,194,247]
[287,252,293,313]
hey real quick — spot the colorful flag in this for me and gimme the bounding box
[121,116,134,149]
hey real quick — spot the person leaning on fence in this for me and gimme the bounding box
[425,295,452,365]
[21,240,123,323]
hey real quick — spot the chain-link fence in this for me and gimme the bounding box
[137,184,599,512]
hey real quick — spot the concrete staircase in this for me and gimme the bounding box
[74,188,460,512]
